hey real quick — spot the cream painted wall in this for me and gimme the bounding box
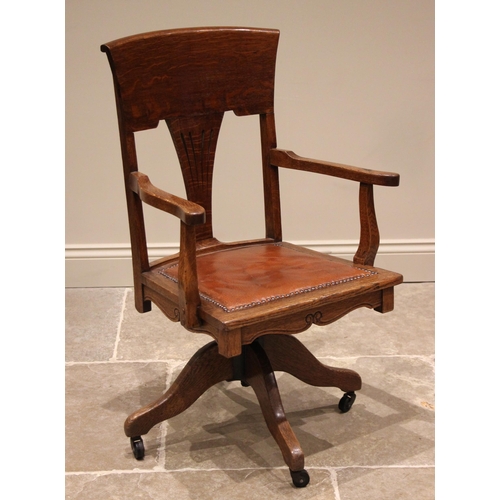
[65,0,434,286]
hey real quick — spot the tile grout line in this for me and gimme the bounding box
[110,288,128,362]
[333,465,435,470]
[65,464,436,477]
[328,468,342,500]
[65,359,188,366]
[65,353,433,366]
[318,354,434,360]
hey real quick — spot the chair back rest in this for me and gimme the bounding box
[102,27,279,130]
[102,27,280,242]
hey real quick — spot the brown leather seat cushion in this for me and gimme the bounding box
[158,243,376,313]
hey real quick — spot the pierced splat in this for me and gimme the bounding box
[166,113,224,242]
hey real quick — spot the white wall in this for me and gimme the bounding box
[66,0,434,286]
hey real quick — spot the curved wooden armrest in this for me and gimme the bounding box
[270,149,401,267]
[129,171,206,225]
[270,149,399,187]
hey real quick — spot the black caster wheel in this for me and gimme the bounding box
[130,436,145,460]
[338,391,356,413]
[290,469,310,488]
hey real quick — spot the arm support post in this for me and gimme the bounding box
[178,222,202,328]
[353,183,379,267]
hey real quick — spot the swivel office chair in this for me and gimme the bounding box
[101,27,402,487]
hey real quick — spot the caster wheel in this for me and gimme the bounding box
[290,469,310,488]
[338,391,356,413]
[130,436,145,460]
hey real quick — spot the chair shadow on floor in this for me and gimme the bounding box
[104,364,434,476]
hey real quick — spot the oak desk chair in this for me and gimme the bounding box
[101,27,402,488]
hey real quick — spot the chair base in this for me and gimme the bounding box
[124,334,362,487]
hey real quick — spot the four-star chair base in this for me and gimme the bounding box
[125,334,361,488]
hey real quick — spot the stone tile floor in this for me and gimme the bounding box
[65,283,434,499]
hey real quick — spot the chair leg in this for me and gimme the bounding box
[242,341,308,484]
[124,341,233,439]
[261,334,362,393]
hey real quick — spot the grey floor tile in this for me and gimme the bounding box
[65,283,435,497]
[117,289,210,361]
[65,288,125,362]
[292,356,435,468]
[65,362,168,471]
[66,469,336,499]
[336,467,435,500]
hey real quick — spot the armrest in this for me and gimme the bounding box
[270,149,400,267]
[129,171,203,329]
[270,149,399,187]
[129,171,206,225]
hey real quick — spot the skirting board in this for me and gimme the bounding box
[65,239,434,288]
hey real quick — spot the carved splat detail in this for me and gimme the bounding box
[166,113,224,241]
